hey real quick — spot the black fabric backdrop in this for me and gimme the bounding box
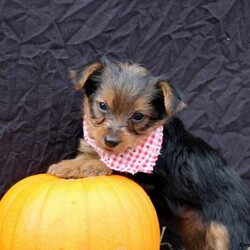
[0,0,250,248]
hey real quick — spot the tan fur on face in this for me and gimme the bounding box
[78,60,185,154]
[83,96,164,154]
[97,84,153,119]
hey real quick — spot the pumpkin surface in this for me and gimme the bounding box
[0,174,160,250]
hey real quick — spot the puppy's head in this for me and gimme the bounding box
[71,58,186,154]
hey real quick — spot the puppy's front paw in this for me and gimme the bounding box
[47,159,112,179]
[77,159,113,178]
[47,160,81,179]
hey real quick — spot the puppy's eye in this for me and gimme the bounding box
[98,102,107,112]
[130,112,144,122]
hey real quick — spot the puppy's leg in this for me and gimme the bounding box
[179,208,207,250]
[47,139,112,178]
[205,222,229,250]
[180,207,229,250]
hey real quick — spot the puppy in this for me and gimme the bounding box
[48,58,250,250]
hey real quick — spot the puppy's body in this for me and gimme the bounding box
[48,59,250,250]
[154,117,249,249]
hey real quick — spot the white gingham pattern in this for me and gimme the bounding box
[83,120,163,174]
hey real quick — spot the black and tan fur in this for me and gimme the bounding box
[48,58,250,250]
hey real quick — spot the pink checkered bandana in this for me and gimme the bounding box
[83,120,163,174]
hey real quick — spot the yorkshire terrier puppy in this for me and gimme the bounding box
[48,58,249,250]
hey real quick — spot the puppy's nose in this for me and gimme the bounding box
[104,136,120,148]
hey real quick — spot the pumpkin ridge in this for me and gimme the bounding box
[0,183,31,237]
[0,175,49,247]
[92,178,114,250]
[109,177,148,250]
[110,176,160,250]
[33,178,59,248]
[126,178,160,249]
[100,176,138,250]
[97,176,131,250]
[8,179,51,249]
[0,175,51,224]
[80,176,91,249]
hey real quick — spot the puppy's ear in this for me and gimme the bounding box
[70,61,103,90]
[157,81,186,115]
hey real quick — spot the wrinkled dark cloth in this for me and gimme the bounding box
[0,0,249,248]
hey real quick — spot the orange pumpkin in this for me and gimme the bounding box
[0,174,160,250]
